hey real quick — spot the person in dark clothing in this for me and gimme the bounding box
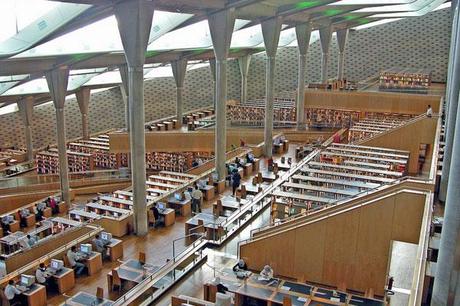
[214,277,228,294]
[231,169,241,196]
[233,259,248,272]
[152,204,164,227]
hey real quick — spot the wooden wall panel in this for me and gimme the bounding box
[239,191,427,296]
[293,221,326,282]
[362,117,438,174]
[351,197,395,294]
[322,210,360,288]
[391,192,425,243]
[304,91,442,114]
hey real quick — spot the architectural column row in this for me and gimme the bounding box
[295,23,312,131]
[432,0,460,304]
[76,87,91,140]
[18,96,35,161]
[171,58,188,129]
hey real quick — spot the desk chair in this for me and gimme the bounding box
[63,254,71,268]
[96,287,104,300]
[238,185,247,199]
[282,296,292,306]
[111,270,123,293]
[139,252,146,265]
[147,210,155,226]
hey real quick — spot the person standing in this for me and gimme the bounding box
[191,184,203,214]
[231,169,241,197]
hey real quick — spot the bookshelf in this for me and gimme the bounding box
[36,150,93,174]
[379,68,431,93]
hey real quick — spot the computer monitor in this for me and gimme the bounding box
[50,259,64,271]
[20,275,35,287]
[100,232,112,242]
[174,193,182,201]
[215,293,232,306]
[198,179,207,188]
[80,243,92,254]
[157,203,165,210]
[113,212,119,218]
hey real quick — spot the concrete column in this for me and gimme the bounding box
[114,0,154,236]
[433,95,460,305]
[439,0,460,202]
[119,64,130,132]
[261,17,283,157]
[238,55,251,104]
[208,9,235,180]
[209,58,217,109]
[45,67,71,206]
[76,87,91,140]
[171,58,188,129]
[319,25,333,83]
[336,28,349,81]
[17,96,34,161]
[295,23,311,131]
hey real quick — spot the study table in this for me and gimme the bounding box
[156,206,176,226]
[107,259,159,293]
[167,196,191,216]
[205,270,385,306]
[200,184,215,201]
[20,283,47,306]
[106,238,124,261]
[81,251,103,275]
[261,171,278,183]
[99,196,133,210]
[51,267,75,294]
[184,213,227,241]
[213,196,246,216]
[69,209,101,222]
[61,291,114,306]
[147,188,168,196]
[113,190,157,202]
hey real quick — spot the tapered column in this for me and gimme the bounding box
[18,96,34,161]
[432,2,460,304]
[119,64,130,132]
[262,17,282,157]
[209,58,217,109]
[439,0,460,203]
[319,25,332,83]
[171,58,188,129]
[76,87,91,140]
[114,0,154,236]
[208,9,235,181]
[295,23,311,131]
[238,55,251,104]
[336,28,349,81]
[45,67,71,206]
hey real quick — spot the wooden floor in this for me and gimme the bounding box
[47,145,298,305]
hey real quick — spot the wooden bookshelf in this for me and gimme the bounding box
[379,68,431,93]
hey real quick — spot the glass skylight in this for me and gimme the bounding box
[356,0,446,13]
[14,11,193,58]
[0,74,29,95]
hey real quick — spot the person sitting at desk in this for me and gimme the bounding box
[49,197,58,214]
[36,263,50,286]
[231,169,241,197]
[67,246,86,276]
[4,280,21,305]
[235,157,244,168]
[27,234,38,247]
[92,234,108,258]
[19,209,30,227]
[260,265,274,280]
[426,104,433,117]
[151,204,164,228]
[246,153,255,164]
[233,259,248,272]
[1,217,12,234]
[36,202,46,221]
[213,277,228,294]
[191,184,203,214]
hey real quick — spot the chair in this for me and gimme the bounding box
[96,287,104,300]
[282,296,292,306]
[111,270,122,293]
[62,254,71,268]
[139,252,146,265]
[147,210,155,226]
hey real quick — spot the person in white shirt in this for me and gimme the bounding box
[35,263,49,286]
[191,184,203,214]
[260,265,274,279]
[426,105,433,117]
[67,246,85,276]
[4,280,21,303]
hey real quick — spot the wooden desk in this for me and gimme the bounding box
[167,197,191,216]
[57,202,68,214]
[43,207,52,218]
[84,252,103,275]
[25,214,36,227]
[214,180,226,194]
[159,208,175,226]
[62,291,114,306]
[243,163,253,176]
[9,220,20,232]
[21,283,47,306]
[261,172,277,183]
[107,259,159,292]
[185,213,226,241]
[200,185,215,201]
[252,158,260,172]
[107,239,124,261]
[52,267,75,294]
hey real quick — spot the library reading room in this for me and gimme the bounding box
[0,0,458,306]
